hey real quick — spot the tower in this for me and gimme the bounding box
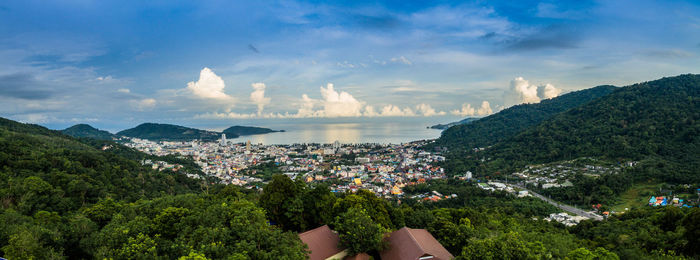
[246,140,251,151]
[333,140,340,150]
[220,134,227,146]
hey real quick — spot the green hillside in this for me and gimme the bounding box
[117,123,226,141]
[0,118,202,214]
[434,85,618,150]
[429,117,479,130]
[61,124,116,140]
[0,117,307,259]
[222,125,282,136]
[486,74,699,175]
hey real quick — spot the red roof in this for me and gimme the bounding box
[299,225,344,260]
[345,253,370,260]
[380,227,453,260]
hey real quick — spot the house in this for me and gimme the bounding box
[381,227,454,260]
[299,225,348,260]
[299,226,453,260]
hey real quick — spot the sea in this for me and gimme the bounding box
[197,117,457,145]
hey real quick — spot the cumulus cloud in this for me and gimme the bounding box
[186,67,233,100]
[133,98,156,111]
[296,94,317,118]
[379,105,415,117]
[537,83,561,99]
[450,101,493,117]
[415,103,445,116]
[318,83,364,117]
[504,77,562,107]
[250,82,270,115]
[195,82,451,119]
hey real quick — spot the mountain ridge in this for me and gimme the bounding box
[116,122,224,141]
[485,74,700,171]
[62,124,116,140]
[115,123,283,141]
[223,125,284,136]
[434,84,619,150]
[429,117,480,130]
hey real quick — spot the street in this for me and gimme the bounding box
[514,184,604,221]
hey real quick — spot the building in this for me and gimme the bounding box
[381,227,453,260]
[220,134,227,146]
[355,157,370,164]
[333,140,341,150]
[298,225,348,260]
[299,226,451,260]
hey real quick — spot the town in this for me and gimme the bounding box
[124,135,451,198]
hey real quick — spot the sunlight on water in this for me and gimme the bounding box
[216,119,445,145]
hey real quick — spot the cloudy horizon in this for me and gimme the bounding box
[1,0,699,130]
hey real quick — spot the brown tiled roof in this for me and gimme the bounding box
[380,227,454,260]
[345,253,371,260]
[299,225,344,260]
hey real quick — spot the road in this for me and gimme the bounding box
[513,184,604,221]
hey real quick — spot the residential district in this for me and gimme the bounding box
[124,136,451,198]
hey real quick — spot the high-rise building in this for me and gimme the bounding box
[220,134,227,146]
[246,140,251,151]
[333,140,340,150]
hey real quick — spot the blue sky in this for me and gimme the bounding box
[1,0,699,130]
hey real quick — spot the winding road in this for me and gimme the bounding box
[513,184,604,221]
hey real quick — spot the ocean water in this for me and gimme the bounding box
[203,117,454,145]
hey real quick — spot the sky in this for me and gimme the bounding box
[1,0,699,130]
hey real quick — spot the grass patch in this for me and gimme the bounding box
[611,183,664,212]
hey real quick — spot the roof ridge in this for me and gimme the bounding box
[299,224,329,236]
[403,227,428,257]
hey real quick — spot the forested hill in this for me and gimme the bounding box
[434,85,617,150]
[482,74,700,174]
[117,122,225,141]
[0,117,309,259]
[223,125,282,136]
[0,117,201,212]
[429,117,479,130]
[62,124,116,140]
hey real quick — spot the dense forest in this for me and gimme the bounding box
[486,74,699,172]
[117,123,224,141]
[433,85,617,150]
[222,126,282,136]
[61,124,116,140]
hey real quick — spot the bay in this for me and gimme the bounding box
[198,117,454,145]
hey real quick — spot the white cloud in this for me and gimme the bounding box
[415,103,445,116]
[379,105,415,117]
[117,88,130,93]
[537,83,562,99]
[390,56,412,65]
[195,82,451,119]
[296,94,317,118]
[250,82,270,115]
[504,77,562,107]
[290,84,446,118]
[133,98,156,111]
[318,83,364,117]
[186,67,233,100]
[450,101,493,117]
